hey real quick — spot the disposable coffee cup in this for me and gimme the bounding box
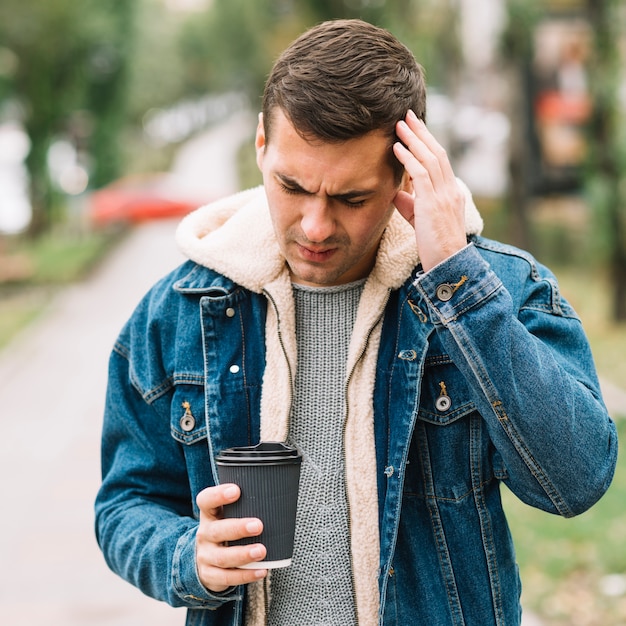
[216,442,302,569]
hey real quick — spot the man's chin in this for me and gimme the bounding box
[287,261,341,287]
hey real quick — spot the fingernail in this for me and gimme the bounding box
[249,546,264,558]
[408,109,418,122]
[246,520,262,534]
[223,485,238,499]
[254,569,267,578]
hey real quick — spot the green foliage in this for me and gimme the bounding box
[1,228,123,285]
[124,1,190,119]
[584,0,626,321]
[0,0,135,233]
[175,0,462,105]
[500,0,541,59]
[0,0,472,238]
[177,0,307,100]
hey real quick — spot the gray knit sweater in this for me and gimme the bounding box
[267,280,366,626]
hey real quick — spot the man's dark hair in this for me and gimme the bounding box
[262,19,427,182]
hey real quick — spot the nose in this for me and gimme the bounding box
[300,196,336,243]
[300,197,336,243]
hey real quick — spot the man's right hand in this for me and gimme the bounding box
[195,484,268,592]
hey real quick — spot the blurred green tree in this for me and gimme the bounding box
[585,0,626,321]
[127,1,193,119]
[178,0,306,101]
[0,0,135,235]
[176,0,460,105]
[500,0,541,252]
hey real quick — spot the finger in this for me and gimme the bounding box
[396,113,455,186]
[197,533,268,591]
[197,557,268,592]
[198,516,264,546]
[203,539,267,570]
[404,110,454,175]
[393,136,464,221]
[197,519,268,592]
[393,139,434,193]
[196,484,240,519]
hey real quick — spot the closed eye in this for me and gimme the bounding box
[279,181,306,196]
[277,176,369,208]
[334,195,367,208]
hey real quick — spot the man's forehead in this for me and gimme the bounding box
[265,106,391,146]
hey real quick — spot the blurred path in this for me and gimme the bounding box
[0,220,186,625]
[0,110,255,625]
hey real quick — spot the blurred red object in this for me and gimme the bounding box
[88,173,204,227]
[535,90,591,124]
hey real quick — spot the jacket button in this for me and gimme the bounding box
[435,395,452,412]
[436,284,454,301]
[384,465,394,477]
[225,307,236,317]
[180,415,195,431]
[229,364,240,374]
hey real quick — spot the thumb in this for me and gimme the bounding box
[196,484,240,520]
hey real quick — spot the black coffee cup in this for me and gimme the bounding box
[216,442,302,569]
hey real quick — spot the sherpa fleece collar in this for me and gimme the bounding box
[175,180,483,290]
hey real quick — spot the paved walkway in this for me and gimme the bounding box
[0,110,256,626]
[0,219,186,625]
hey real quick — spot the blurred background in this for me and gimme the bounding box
[0,0,625,624]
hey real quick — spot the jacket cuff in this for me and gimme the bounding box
[171,525,243,608]
[413,243,502,324]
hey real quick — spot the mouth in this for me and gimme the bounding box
[295,243,337,263]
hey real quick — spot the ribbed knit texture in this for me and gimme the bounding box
[267,279,366,626]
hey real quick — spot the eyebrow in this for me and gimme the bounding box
[276,173,376,202]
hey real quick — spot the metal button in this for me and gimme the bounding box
[436,283,454,301]
[384,465,394,477]
[229,364,240,374]
[225,307,236,317]
[435,395,452,412]
[180,414,195,431]
[398,349,417,361]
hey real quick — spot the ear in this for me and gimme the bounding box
[255,112,266,171]
[399,169,414,195]
[393,170,415,215]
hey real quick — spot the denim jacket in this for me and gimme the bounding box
[95,187,617,626]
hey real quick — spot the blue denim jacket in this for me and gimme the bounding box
[95,236,618,626]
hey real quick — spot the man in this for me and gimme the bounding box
[95,19,618,626]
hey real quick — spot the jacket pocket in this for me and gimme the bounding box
[417,353,477,427]
[170,381,208,445]
[404,357,484,502]
[169,381,214,514]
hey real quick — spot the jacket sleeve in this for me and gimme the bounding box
[94,342,243,613]
[414,242,618,517]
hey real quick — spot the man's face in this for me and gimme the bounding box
[256,109,407,287]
